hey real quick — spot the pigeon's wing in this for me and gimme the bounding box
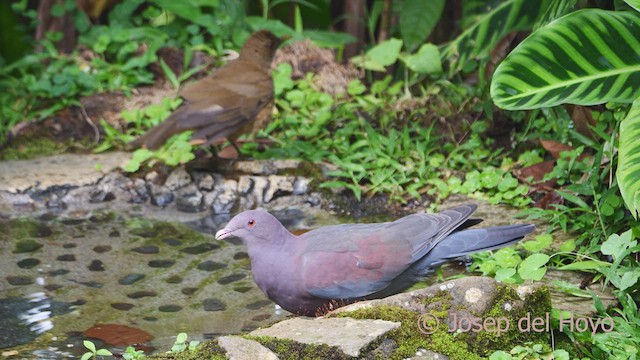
[301,205,476,299]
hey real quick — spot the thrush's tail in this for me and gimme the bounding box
[127,109,184,150]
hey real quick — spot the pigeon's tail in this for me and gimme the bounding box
[370,224,535,299]
[415,223,535,272]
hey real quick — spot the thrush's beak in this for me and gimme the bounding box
[215,228,233,240]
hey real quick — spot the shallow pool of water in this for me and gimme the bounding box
[0,209,323,358]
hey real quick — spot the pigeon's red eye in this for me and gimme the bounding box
[248,219,256,227]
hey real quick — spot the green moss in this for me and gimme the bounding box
[330,285,553,360]
[338,305,482,360]
[13,239,43,253]
[0,138,71,160]
[467,285,551,357]
[126,218,211,244]
[2,218,49,240]
[147,339,227,359]
[245,335,352,360]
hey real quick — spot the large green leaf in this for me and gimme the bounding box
[626,0,640,12]
[491,9,640,110]
[533,0,577,30]
[398,0,444,52]
[351,38,403,72]
[617,98,640,218]
[441,0,551,76]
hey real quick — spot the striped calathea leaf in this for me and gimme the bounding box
[491,9,640,109]
[490,8,640,217]
[617,99,640,218]
[441,0,552,76]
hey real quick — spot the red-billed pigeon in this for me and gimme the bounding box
[215,204,534,316]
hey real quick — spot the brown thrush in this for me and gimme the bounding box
[129,30,285,150]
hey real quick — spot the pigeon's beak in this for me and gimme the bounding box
[215,228,233,240]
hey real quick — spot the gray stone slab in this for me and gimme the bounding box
[250,316,400,357]
[0,152,129,192]
[218,336,279,360]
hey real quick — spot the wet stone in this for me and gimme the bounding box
[119,273,145,285]
[165,167,192,190]
[252,314,271,321]
[233,252,249,260]
[163,238,182,246]
[77,281,102,288]
[111,303,134,311]
[88,260,105,271]
[203,298,226,312]
[197,260,227,271]
[246,300,272,310]
[149,184,174,207]
[181,287,198,295]
[165,275,183,284]
[35,224,54,237]
[89,190,116,203]
[57,254,76,262]
[241,325,259,332]
[108,230,120,237]
[127,291,158,299]
[38,213,58,221]
[180,243,219,254]
[89,213,115,223]
[233,286,253,293]
[63,243,77,249]
[93,245,112,253]
[217,274,246,285]
[131,229,157,238]
[131,246,159,254]
[6,276,34,286]
[159,304,183,312]
[17,258,40,269]
[148,259,175,268]
[176,185,204,213]
[61,218,85,225]
[49,269,70,277]
[13,240,43,253]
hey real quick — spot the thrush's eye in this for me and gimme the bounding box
[248,219,256,227]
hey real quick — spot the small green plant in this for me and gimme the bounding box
[168,332,200,353]
[471,234,553,284]
[81,340,112,360]
[122,346,145,360]
[489,343,570,360]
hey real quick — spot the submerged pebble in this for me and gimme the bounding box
[196,260,227,271]
[202,298,226,312]
[118,273,145,285]
[6,276,34,286]
[93,245,112,253]
[217,274,246,285]
[127,291,158,299]
[88,260,105,271]
[180,243,219,254]
[17,258,40,269]
[131,246,159,254]
[111,303,135,311]
[158,305,182,312]
[147,260,175,268]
